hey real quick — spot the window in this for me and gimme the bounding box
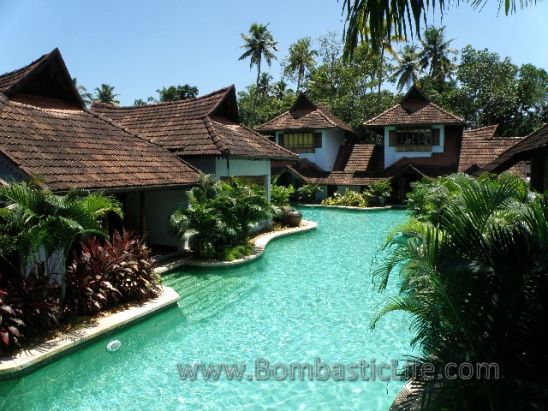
[279,132,322,154]
[389,128,440,151]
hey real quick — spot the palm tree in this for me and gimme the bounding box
[418,26,456,89]
[0,182,123,277]
[393,45,422,91]
[283,37,317,93]
[342,0,538,51]
[372,173,548,410]
[257,73,273,99]
[72,78,92,106]
[93,84,119,105]
[238,23,278,123]
[272,80,288,99]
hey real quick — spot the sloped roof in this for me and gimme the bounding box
[91,87,296,161]
[485,124,548,173]
[0,48,83,108]
[0,94,199,191]
[365,85,463,127]
[256,94,355,134]
[458,125,523,172]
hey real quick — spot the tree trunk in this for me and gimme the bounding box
[376,45,385,113]
[251,59,261,125]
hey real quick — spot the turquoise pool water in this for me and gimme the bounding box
[0,208,413,411]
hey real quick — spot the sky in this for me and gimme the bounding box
[0,0,547,106]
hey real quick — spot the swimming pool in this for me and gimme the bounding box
[0,208,413,410]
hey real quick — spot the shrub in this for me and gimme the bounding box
[223,244,253,261]
[0,285,24,353]
[365,180,391,206]
[171,174,272,259]
[322,190,368,207]
[296,184,321,202]
[270,184,295,206]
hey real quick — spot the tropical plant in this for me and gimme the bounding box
[157,84,199,102]
[418,26,456,90]
[0,285,24,352]
[283,37,317,93]
[372,173,548,410]
[322,190,368,207]
[239,23,278,123]
[257,73,273,99]
[296,184,322,202]
[394,45,422,91]
[72,78,92,106]
[93,84,119,105]
[366,180,391,206]
[170,174,272,259]
[0,182,123,278]
[271,184,295,206]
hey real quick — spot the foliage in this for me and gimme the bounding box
[223,244,253,262]
[72,78,92,106]
[239,23,278,123]
[418,26,456,90]
[0,182,123,277]
[341,0,537,51]
[170,174,272,259]
[373,173,548,409]
[237,84,295,128]
[93,84,119,105]
[393,45,421,91]
[283,37,317,93]
[65,230,160,317]
[365,180,392,205]
[297,184,322,202]
[157,84,199,102]
[322,190,368,207]
[0,283,24,352]
[270,184,295,206]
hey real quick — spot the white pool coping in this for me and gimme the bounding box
[0,286,180,379]
[298,204,405,211]
[154,219,318,273]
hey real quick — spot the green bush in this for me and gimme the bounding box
[170,174,272,259]
[322,190,368,207]
[365,180,391,206]
[270,184,295,206]
[223,244,253,261]
[296,184,322,202]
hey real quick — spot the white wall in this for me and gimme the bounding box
[215,158,272,200]
[275,129,346,171]
[384,125,445,168]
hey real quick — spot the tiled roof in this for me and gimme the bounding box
[365,85,463,127]
[458,125,523,172]
[0,53,50,94]
[344,144,377,172]
[256,94,355,134]
[485,124,548,173]
[92,87,296,161]
[0,94,199,191]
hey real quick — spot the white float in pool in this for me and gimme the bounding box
[106,340,121,352]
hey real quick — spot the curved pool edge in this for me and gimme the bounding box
[154,219,318,273]
[0,286,180,381]
[297,204,407,212]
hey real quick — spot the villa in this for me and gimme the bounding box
[91,86,297,200]
[258,86,526,201]
[0,49,201,249]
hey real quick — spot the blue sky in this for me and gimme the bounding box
[0,0,546,106]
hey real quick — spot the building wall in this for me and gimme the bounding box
[144,188,189,247]
[383,125,445,168]
[275,129,346,171]
[215,157,272,200]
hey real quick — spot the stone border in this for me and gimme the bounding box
[154,219,318,273]
[0,286,180,380]
[297,204,406,212]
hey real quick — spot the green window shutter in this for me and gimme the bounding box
[279,133,284,146]
[432,128,440,146]
[314,132,322,148]
[389,130,397,146]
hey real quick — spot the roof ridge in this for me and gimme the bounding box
[428,102,464,122]
[364,104,399,125]
[464,124,499,133]
[203,117,229,155]
[237,122,297,158]
[256,109,291,130]
[92,85,234,111]
[0,49,56,80]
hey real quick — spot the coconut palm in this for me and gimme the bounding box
[238,23,278,123]
[257,73,273,99]
[272,80,288,99]
[372,174,548,410]
[342,0,539,50]
[393,45,422,91]
[93,84,119,105]
[419,26,456,89]
[72,78,92,106]
[0,182,123,276]
[283,37,317,93]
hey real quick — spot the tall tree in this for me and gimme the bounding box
[257,73,273,99]
[238,23,278,123]
[342,0,539,51]
[419,26,456,89]
[272,80,289,99]
[93,84,119,105]
[394,45,422,91]
[156,84,199,102]
[72,78,92,106]
[283,37,317,93]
